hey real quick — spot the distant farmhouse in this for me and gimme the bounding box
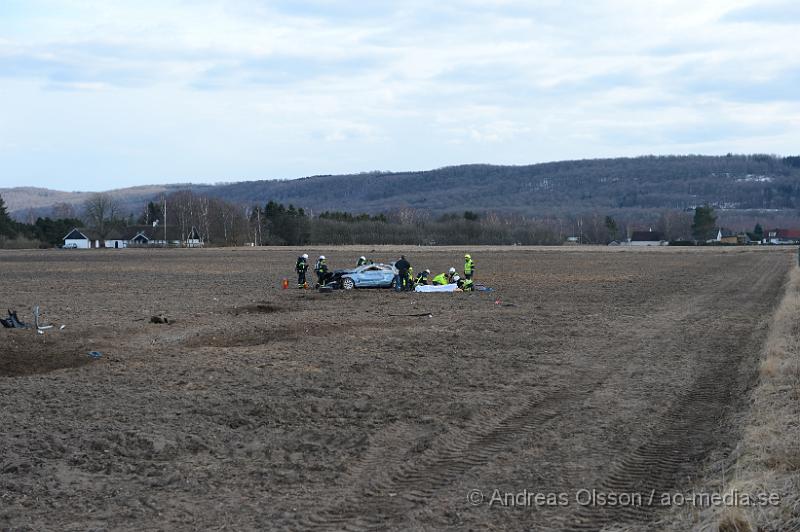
[715,229,750,245]
[766,229,800,245]
[628,230,666,246]
[63,226,203,249]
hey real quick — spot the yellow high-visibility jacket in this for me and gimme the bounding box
[432,273,449,285]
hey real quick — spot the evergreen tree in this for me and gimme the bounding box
[604,216,618,241]
[0,194,17,238]
[753,223,764,241]
[691,205,717,241]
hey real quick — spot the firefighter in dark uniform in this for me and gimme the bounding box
[447,267,458,284]
[315,255,329,288]
[296,253,309,288]
[394,255,411,292]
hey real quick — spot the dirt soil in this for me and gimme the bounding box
[0,246,792,531]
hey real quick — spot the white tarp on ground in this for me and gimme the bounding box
[415,283,460,292]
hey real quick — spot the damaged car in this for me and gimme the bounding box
[328,263,398,290]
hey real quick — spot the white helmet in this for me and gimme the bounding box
[319,255,326,260]
[360,256,366,260]
[453,275,460,282]
[302,253,308,259]
[425,269,431,274]
[448,267,456,274]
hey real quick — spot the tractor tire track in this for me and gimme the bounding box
[562,253,789,531]
[293,381,604,532]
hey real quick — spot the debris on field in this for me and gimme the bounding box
[33,306,54,330]
[1,310,30,329]
[150,315,170,324]
[2,307,64,331]
[232,302,282,315]
[88,351,102,359]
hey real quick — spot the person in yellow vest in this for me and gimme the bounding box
[431,271,449,285]
[456,277,474,291]
[464,254,475,280]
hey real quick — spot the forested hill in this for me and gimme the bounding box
[201,155,800,215]
[5,154,800,218]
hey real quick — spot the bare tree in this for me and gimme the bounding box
[83,193,120,238]
[52,202,77,219]
[657,210,693,241]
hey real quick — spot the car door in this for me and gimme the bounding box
[355,266,384,287]
[377,268,396,287]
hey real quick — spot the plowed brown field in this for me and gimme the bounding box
[0,246,792,531]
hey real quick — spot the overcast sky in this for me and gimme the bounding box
[1,0,799,191]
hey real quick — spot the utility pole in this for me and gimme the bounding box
[256,207,262,246]
[163,195,167,246]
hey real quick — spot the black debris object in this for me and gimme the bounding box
[1,309,29,329]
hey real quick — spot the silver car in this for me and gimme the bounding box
[340,263,398,290]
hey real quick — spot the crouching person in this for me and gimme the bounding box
[457,277,474,292]
[431,271,449,285]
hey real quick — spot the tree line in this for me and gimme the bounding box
[0,195,82,248]
[0,189,786,249]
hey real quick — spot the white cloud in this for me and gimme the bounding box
[0,0,799,190]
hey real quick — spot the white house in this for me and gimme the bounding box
[125,226,203,247]
[63,228,92,249]
[767,229,800,245]
[104,229,128,248]
[63,226,204,249]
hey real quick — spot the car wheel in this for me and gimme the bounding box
[342,277,356,290]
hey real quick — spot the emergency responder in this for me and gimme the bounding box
[394,255,411,292]
[464,254,475,280]
[456,277,474,291]
[406,266,414,291]
[431,271,449,285]
[357,256,368,266]
[295,253,309,288]
[314,255,329,288]
[447,267,458,284]
[415,269,431,286]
